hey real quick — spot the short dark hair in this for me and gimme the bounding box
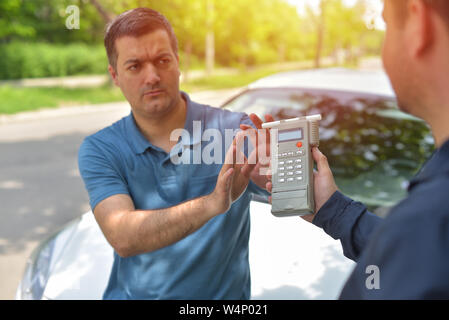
[104,8,178,69]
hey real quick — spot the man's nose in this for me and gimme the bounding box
[143,63,161,86]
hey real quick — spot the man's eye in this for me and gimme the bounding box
[159,58,170,65]
[128,65,138,71]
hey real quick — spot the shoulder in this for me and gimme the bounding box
[81,115,130,148]
[78,115,131,163]
[190,99,251,130]
[392,172,449,224]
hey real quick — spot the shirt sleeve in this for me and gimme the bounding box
[312,191,383,261]
[78,137,130,211]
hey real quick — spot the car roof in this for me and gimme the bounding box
[248,68,395,97]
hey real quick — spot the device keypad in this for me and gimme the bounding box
[276,147,305,184]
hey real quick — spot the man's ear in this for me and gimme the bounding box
[406,0,434,57]
[176,54,181,77]
[108,65,120,87]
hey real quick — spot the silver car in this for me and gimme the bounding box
[15,68,434,300]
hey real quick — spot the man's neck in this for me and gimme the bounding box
[428,113,449,148]
[421,68,449,148]
[424,29,449,148]
[133,95,187,152]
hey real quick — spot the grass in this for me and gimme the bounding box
[0,85,125,115]
[0,62,322,115]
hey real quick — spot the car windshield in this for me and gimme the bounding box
[223,88,435,215]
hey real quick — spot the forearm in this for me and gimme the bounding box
[313,191,383,261]
[116,195,216,257]
[100,142,242,258]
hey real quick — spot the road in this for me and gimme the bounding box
[0,89,240,299]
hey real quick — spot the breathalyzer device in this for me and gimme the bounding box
[262,114,321,217]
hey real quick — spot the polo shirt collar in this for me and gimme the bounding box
[408,138,449,190]
[126,91,203,155]
[181,91,203,147]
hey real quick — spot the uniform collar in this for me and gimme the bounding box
[408,138,449,190]
[126,91,203,155]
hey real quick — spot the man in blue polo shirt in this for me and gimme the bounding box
[78,8,269,299]
[264,0,449,298]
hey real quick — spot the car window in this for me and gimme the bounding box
[224,88,435,215]
[224,89,312,115]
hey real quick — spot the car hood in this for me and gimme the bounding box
[25,201,355,300]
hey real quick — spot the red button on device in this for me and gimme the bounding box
[296,141,303,148]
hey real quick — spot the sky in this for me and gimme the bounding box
[287,0,386,30]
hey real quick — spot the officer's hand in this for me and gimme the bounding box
[265,147,338,223]
[308,147,338,222]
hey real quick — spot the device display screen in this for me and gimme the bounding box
[278,128,303,142]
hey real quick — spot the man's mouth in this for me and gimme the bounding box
[143,89,164,97]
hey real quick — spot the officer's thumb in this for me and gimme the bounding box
[312,147,331,175]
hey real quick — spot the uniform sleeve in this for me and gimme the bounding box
[313,191,383,261]
[339,210,449,299]
[78,137,130,211]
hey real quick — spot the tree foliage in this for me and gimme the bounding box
[0,0,384,76]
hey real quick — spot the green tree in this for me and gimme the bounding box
[304,0,383,67]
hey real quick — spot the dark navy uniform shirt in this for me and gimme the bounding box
[313,139,449,299]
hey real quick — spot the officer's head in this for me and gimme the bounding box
[382,0,449,121]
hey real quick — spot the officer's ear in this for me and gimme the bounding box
[405,0,434,58]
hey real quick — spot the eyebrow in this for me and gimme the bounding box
[123,58,140,66]
[123,52,173,66]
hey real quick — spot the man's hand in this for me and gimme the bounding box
[308,147,338,221]
[266,147,338,223]
[207,131,257,216]
[240,113,274,190]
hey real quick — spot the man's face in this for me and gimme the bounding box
[381,0,414,114]
[110,29,181,120]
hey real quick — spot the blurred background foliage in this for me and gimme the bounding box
[0,0,384,80]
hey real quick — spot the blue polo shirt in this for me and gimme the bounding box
[314,139,449,299]
[78,92,266,299]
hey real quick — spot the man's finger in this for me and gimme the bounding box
[264,114,275,123]
[233,150,254,178]
[241,160,257,178]
[224,142,237,166]
[266,181,272,204]
[240,124,252,131]
[249,113,264,129]
[266,181,272,193]
[312,147,331,174]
